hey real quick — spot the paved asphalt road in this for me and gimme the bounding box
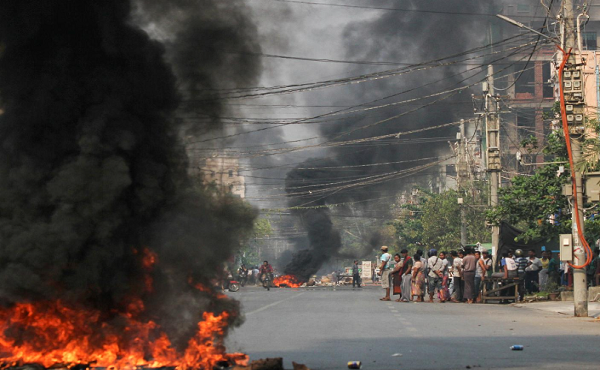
[224,286,600,370]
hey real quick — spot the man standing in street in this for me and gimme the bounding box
[461,247,477,304]
[451,250,463,302]
[427,249,445,303]
[378,246,392,301]
[515,249,527,279]
[352,260,361,288]
[524,249,542,293]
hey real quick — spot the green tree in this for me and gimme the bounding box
[391,185,490,252]
[240,217,273,266]
[486,125,600,242]
[486,159,570,242]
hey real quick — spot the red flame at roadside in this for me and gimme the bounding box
[0,248,247,370]
[273,275,302,288]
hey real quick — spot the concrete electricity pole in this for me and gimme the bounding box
[562,0,588,317]
[485,65,501,258]
[457,119,468,247]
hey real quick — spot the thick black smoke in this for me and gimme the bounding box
[283,161,341,280]
[0,0,260,350]
[285,1,487,276]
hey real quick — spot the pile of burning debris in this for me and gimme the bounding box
[303,275,355,287]
[217,358,310,370]
[272,274,360,288]
[4,358,309,370]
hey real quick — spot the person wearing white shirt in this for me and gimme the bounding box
[524,249,542,293]
[378,246,392,301]
[451,250,464,302]
[427,249,445,303]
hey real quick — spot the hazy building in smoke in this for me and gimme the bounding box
[193,156,246,198]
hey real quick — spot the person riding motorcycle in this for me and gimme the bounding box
[259,261,274,284]
[237,264,249,287]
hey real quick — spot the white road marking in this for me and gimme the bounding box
[245,292,306,316]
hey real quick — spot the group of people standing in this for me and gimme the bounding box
[498,248,564,293]
[378,246,493,304]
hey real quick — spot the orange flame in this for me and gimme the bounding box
[0,301,246,370]
[273,275,302,288]
[0,249,247,370]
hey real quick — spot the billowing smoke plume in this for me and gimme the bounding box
[0,0,260,350]
[285,0,487,276]
[283,161,341,280]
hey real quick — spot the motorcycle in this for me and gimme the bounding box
[228,276,241,292]
[228,280,240,292]
[260,272,272,291]
[222,273,240,292]
[237,268,248,287]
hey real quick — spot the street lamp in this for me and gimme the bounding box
[496,14,559,42]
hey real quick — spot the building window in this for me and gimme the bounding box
[517,4,530,13]
[446,164,457,177]
[542,63,553,98]
[583,32,597,50]
[514,62,535,95]
[228,170,233,177]
[211,171,215,177]
[517,108,536,140]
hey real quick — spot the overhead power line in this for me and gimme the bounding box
[255,0,550,19]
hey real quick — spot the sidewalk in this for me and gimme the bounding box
[513,301,600,318]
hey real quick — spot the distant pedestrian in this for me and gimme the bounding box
[502,251,518,279]
[539,251,549,290]
[547,251,560,286]
[411,254,425,302]
[417,249,428,296]
[391,254,402,299]
[399,249,413,302]
[352,260,361,288]
[462,248,477,304]
[451,250,464,303]
[524,249,542,293]
[515,249,527,279]
[439,251,450,301]
[248,268,254,285]
[427,249,445,303]
[594,249,600,286]
[474,251,487,302]
[587,248,599,287]
[378,246,392,301]
[253,266,260,285]
[482,250,493,293]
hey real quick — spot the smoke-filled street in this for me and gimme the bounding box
[2,1,600,370]
[227,286,600,370]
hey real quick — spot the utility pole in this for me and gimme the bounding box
[485,65,501,259]
[563,0,588,317]
[457,119,468,247]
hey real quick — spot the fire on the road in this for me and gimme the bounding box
[273,275,303,288]
[0,249,248,370]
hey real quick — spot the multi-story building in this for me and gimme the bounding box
[488,1,600,179]
[193,156,246,198]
